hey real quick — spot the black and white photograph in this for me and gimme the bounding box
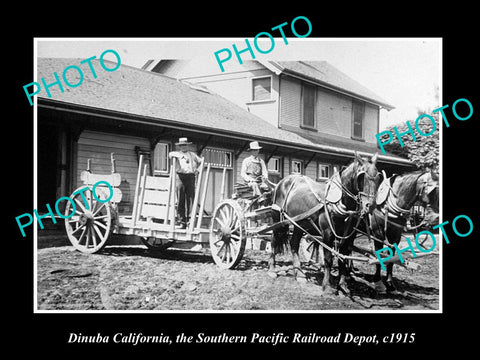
[7,9,478,357]
[33,38,441,312]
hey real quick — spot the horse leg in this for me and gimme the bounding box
[385,230,401,293]
[372,240,387,294]
[290,227,306,282]
[335,215,357,296]
[322,246,335,293]
[385,242,399,293]
[337,238,353,296]
[373,263,387,294]
[385,263,397,293]
[267,236,277,278]
[320,229,338,294]
[268,231,278,278]
[268,224,288,278]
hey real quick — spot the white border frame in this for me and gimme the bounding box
[33,37,443,314]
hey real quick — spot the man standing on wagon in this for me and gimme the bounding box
[169,137,203,229]
[240,141,269,196]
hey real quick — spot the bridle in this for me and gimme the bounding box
[372,171,439,243]
[380,172,435,219]
[324,165,380,240]
[354,169,382,205]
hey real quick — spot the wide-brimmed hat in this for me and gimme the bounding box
[176,137,192,145]
[248,141,262,150]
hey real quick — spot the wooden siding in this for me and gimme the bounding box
[316,87,352,138]
[279,76,380,145]
[279,76,301,128]
[364,103,380,144]
[76,130,150,214]
[182,69,280,128]
[304,161,317,179]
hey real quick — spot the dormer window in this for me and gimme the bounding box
[251,76,272,101]
[352,100,365,140]
[301,83,316,129]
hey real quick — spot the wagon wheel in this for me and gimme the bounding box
[141,237,174,251]
[300,236,323,266]
[210,199,246,269]
[64,186,112,254]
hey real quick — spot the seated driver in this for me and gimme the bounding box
[240,141,270,196]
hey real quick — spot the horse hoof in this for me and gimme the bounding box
[322,285,336,296]
[374,280,387,294]
[296,276,307,284]
[386,281,397,293]
[338,283,351,296]
[267,271,277,279]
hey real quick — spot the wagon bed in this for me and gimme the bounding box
[64,153,210,254]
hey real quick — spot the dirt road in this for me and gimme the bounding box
[36,235,439,311]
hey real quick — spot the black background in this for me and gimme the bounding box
[7,6,478,357]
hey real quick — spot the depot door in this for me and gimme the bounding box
[37,123,59,207]
[201,148,233,214]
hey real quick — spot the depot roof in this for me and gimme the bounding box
[36,57,409,165]
[262,60,395,110]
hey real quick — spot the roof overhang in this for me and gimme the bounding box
[257,60,395,111]
[38,98,412,168]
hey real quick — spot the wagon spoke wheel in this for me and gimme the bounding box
[210,200,246,269]
[65,186,112,254]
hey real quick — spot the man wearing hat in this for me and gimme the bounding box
[169,137,203,228]
[240,141,269,195]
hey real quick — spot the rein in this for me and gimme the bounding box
[324,171,367,241]
[373,171,431,242]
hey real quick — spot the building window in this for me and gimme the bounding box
[267,156,282,183]
[267,157,281,173]
[202,148,233,168]
[153,142,170,174]
[291,159,303,174]
[317,163,330,181]
[252,76,272,101]
[352,100,365,139]
[302,83,316,129]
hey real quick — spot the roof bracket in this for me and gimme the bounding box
[235,141,250,160]
[304,152,317,169]
[148,128,169,149]
[265,146,279,163]
[197,135,213,155]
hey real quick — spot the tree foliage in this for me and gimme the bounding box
[379,112,440,170]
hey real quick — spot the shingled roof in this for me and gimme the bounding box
[37,58,320,146]
[36,58,409,165]
[264,60,395,110]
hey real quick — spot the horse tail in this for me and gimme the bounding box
[270,176,296,255]
[271,223,290,255]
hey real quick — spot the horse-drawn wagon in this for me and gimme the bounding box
[64,153,212,255]
[63,151,439,293]
[63,153,278,269]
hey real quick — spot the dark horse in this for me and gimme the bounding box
[268,153,382,295]
[369,169,439,293]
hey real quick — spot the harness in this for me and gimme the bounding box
[372,171,436,242]
[275,169,370,243]
[323,173,362,240]
[271,168,391,264]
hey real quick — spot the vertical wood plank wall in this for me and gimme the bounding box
[76,130,150,214]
